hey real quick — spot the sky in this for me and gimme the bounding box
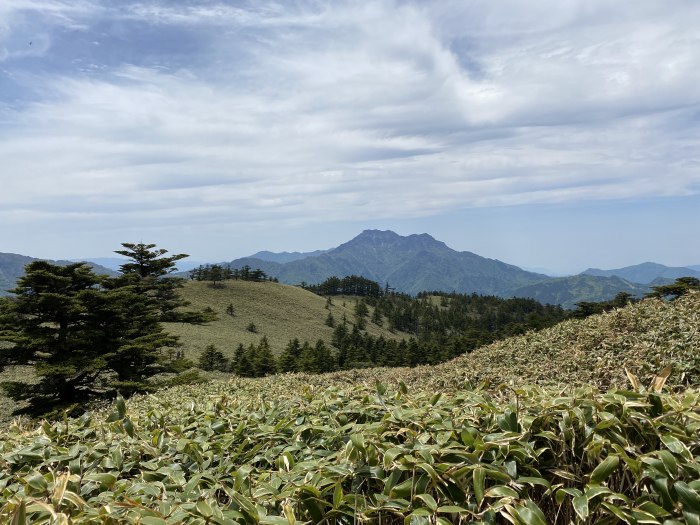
[1,0,699,274]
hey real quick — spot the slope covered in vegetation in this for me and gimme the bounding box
[165,280,406,359]
[1,294,699,524]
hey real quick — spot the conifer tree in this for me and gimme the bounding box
[111,242,210,324]
[0,262,108,405]
[313,339,336,373]
[296,342,316,373]
[198,344,228,371]
[253,336,277,376]
[278,339,301,373]
[233,343,254,377]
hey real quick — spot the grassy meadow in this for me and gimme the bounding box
[166,280,406,360]
[1,292,699,523]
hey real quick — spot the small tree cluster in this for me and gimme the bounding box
[189,264,278,284]
[572,292,640,319]
[304,275,385,297]
[231,337,277,377]
[197,344,229,372]
[277,338,337,374]
[647,277,700,300]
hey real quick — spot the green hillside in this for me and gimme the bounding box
[1,293,699,523]
[582,261,700,284]
[506,274,650,309]
[165,280,405,360]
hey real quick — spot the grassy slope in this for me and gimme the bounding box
[166,280,404,359]
[308,291,700,393]
[0,281,402,424]
[2,289,699,425]
[1,295,700,523]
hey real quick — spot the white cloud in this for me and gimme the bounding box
[0,0,699,255]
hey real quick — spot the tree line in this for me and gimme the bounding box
[303,275,387,297]
[188,264,278,286]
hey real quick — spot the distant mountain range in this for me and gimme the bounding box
[228,230,547,295]
[0,253,115,296]
[582,262,700,284]
[507,275,649,307]
[249,249,330,264]
[4,230,698,308]
[219,229,655,308]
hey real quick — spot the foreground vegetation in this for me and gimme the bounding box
[0,293,699,523]
[1,377,699,524]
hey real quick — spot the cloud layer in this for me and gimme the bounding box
[1,0,699,260]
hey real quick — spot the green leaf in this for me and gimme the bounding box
[414,493,437,512]
[391,479,415,499]
[675,482,700,514]
[653,477,675,511]
[83,472,117,488]
[590,455,620,484]
[637,501,671,518]
[661,435,690,458]
[260,517,290,525]
[122,417,135,437]
[437,506,469,514]
[484,485,518,499]
[658,450,678,478]
[11,499,26,525]
[513,501,547,525]
[350,433,365,451]
[140,518,168,525]
[573,494,589,521]
[115,394,126,419]
[24,472,48,492]
[333,483,343,509]
[196,500,214,518]
[473,467,486,504]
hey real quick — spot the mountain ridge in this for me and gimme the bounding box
[582,261,700,284]
[249,249,330,264]
[0,253,116,295]
[227,229,550,296]
[3,230,682,307]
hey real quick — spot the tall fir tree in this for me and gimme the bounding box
[253,336,277,377]
[198,344,229,371]
[278,338,301,373]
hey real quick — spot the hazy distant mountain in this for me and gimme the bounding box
[223,230,660,307]
[581,262,700,284]
[4,231,670,308]
[248,249,330,264]
[0,253,116,295]
[688,264,700,272]
[506,275,650,309]
[0,253,36,295]
[231,230,549,296]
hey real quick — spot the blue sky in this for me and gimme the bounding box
[1,0,699,273]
